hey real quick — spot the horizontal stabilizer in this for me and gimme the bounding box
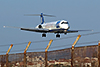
[3,26,21,29]
[24,14,56,17]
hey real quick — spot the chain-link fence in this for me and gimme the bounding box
[73,45,98,67]
[0,45,98,67]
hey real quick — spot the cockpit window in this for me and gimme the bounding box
[61,22,68,24]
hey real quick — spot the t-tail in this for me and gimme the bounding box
[24,13,55,24]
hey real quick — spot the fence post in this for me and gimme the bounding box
[45,51,48,67]
[1,55,4,67]
[24,41,31,67]
[71,35,81,67]
[45,39,53,67]
[6,55,8,67]
[6,44,13,67]
[71,47,74,67]
[24,53,26,67]
[98,41,100,67]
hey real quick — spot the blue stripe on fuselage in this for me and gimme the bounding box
[49,28,66,31]
[56,21,60,28]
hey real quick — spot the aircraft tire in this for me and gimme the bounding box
[42,33,46,37]
[56,34,60,38]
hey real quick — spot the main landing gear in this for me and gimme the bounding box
[42,33,60,38]
[56,34,60,38]
[42,33,46,37]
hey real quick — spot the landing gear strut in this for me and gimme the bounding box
[42,33,46,37]
[56,34,60,38]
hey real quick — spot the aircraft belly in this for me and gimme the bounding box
[48,29,66,33]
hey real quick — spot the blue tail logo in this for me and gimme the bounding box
[40,13,45,24]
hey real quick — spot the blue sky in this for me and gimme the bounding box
[0,0,100,55]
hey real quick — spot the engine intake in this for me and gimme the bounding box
[38,25,42,28]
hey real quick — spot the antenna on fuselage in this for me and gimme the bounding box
[24,13,56,24]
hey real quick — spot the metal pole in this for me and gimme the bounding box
[6,44,13,67]
[24,41,31,54]
[6,55,8,67]
[24,41,31,67]
[6,44,13,55]
[1,55,4,67]
[71,35,81,67]
[24,53,27,67]
[98,41,100,67]
[71,49,74,67]
[45,39,53,67]
[45,51,48,67]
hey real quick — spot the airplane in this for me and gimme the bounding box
[4,13,92,38]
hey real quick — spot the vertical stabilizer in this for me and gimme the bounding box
[40,13,45,24]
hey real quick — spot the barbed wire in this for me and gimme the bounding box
[43,40,98,50]
[0,31,99,54]
[0,40,98,54]
[0,31,100,47]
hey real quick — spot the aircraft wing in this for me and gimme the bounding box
[66,30,78,33]
[66,30,93,33]
[19,28,93,33]
[21,28,79,33]
[48,29,92,33]
[3,26,49,33]
[21,28,49,33]
[4,26,92,33]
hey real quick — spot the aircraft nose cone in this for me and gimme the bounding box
[60,24,69,29]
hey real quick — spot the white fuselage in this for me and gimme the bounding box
[36,20,70,30]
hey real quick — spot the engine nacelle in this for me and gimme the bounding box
[38,25,42,28]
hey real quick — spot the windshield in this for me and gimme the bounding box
[61,22,68,24]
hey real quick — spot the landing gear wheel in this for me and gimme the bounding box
[64,33,67,35]
[56,34,60,38]
[42,33,46,37]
